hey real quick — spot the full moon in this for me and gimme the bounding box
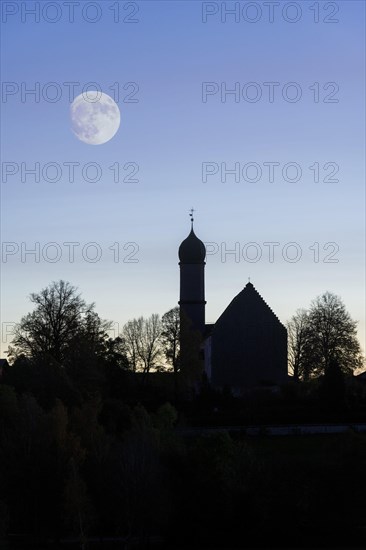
[70,91,120,145]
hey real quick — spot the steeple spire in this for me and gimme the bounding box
[179,212,206,336]
[189,207,195,229]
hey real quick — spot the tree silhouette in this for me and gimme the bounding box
[161,307,180,374]
[121,314,162,377]
[307,292,363,376]
[10,280,93,364]
[138,314,162,376]
[121,318,141,372]
[287,291,364,380]
[287,309,311,381]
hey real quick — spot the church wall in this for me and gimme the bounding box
[210,290,288,389]
[211,322,287,388]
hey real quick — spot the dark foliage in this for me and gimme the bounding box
[2,282,366,548]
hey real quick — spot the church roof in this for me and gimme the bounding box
[178,227,206,264]
[214,282,285,329]
[210,282,288,388]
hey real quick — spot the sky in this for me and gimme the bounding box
[1,0,365,359]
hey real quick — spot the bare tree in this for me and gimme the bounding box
[121,318,142,372]
[137,314,162,375]
[161,307,180,375]
[10,280,92,363]
[287,309,311,381]
[121,315,162,375]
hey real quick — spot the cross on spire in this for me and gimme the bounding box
[189,207,195,228]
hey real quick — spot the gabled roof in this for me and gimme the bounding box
[214,282,285,329]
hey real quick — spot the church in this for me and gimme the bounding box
[178,216,288,393]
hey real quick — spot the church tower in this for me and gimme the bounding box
[178,211,206,335]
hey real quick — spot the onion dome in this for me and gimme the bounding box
[179,227,206,264]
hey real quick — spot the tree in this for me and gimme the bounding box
[122,318,143,372]
[287,291,364,380]
[77,309,112,355]
[161,307,180,375]
[103,336,130,370]
[137,314,162,376]
[121,314,162,376]
[287,309,311,381]
[63,310,115,395]
[10,280,93,364]
[307,292,363,376]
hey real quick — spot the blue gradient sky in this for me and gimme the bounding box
[1,1,365,358]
